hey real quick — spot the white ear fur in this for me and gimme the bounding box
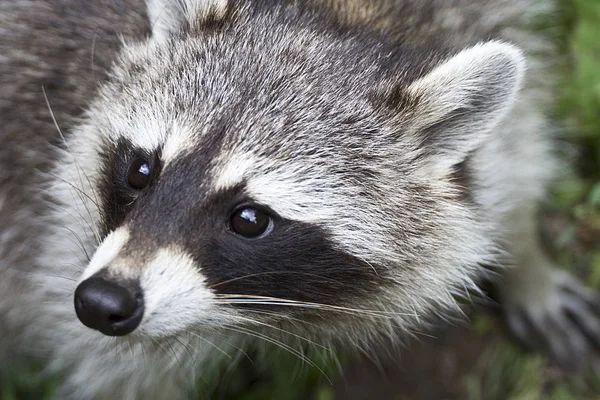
[405,41,526,168]
[147,0,228,41]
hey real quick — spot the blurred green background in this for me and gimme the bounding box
[2,0,599,398]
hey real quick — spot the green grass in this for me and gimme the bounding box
[548,0,600,280]
[2,0,600,398]
[463,0,600,398]
[0,363,59,400]
[193,348,342,400]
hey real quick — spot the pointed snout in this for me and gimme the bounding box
[74,276,144,336]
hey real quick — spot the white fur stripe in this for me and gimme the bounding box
[80,227,130,281]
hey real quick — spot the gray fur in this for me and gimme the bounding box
[1,0,598,398]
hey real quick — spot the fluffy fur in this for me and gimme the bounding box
[2,0,599,398]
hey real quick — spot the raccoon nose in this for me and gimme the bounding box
[74,277,144,336]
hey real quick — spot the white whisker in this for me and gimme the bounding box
[222,324,333,384]
[42,87,102,245]
[215,294,416,319]
[184,330,232,360]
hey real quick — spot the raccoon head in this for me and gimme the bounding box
[66,0,524,341]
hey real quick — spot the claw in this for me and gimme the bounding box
[504,270,600,372]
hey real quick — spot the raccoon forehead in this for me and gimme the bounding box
[91,97,205,167]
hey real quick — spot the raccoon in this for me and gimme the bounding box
[1,0,599,398]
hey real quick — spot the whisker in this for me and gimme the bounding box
[45,195,100,250]
[162,338,183,367]
[222,324,332,384]
[42,273,78,283]
[149,337,168,357]
[55,224,93,262]
[42,87,102,245]
[232,314,331,352]
[245,308,323,331]
[216,300,400,320]
[208,331,254,363]
[3,266,79,283]
[46,171,100,210]
[184,331,232,360]
[208,271,346,289]
[173,335,197,364]
[215,294,416,318]
[45,166,102,246]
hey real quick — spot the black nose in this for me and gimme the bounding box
[74,277,144,336]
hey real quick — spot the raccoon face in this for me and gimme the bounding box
[68,0,524,340]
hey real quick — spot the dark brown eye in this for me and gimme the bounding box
[230,207,272,238]
[127,157,152,190]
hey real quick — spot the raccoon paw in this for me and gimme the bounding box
[505,270,600,372]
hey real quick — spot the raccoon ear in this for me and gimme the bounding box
[146,0,228,41]
[394,41,525,169]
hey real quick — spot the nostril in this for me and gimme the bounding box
[74,276,144,337]
[108,313,127,323]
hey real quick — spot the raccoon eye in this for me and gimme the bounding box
[230,207,272,238]
[127,157,152,190]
